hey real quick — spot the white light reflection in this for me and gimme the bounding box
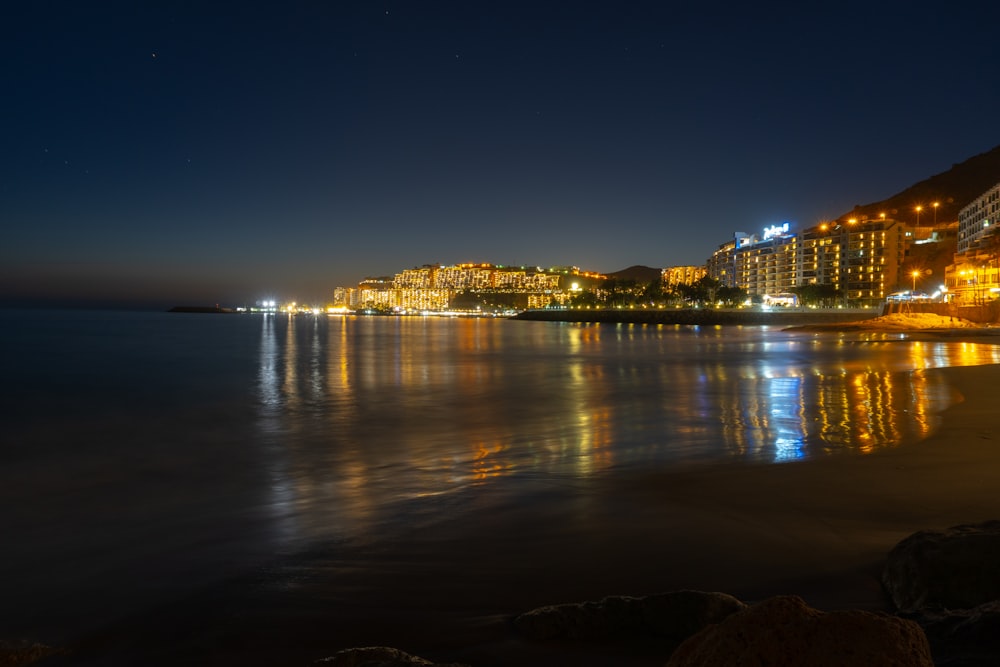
[768,376,806,462]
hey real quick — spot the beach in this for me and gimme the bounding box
[47,352,1000,666]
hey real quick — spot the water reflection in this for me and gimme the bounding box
[254,317,1000,540]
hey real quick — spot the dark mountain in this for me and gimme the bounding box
[839,144,1000,224]
[607,265,662,283]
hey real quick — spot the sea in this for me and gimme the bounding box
[3,308,1000,646]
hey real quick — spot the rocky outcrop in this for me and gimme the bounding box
[665,595,934,667]
[513,590,745,641]
[918,600,1000,643]
[314,646,469,666]
[882,520,1000,614]
[881,521,1000,665]
[0,639,61,667]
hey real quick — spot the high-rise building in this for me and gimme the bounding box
[708,218,909,307]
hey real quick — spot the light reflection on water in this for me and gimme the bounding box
[4,310,1000,640]
[253,316,1000,539]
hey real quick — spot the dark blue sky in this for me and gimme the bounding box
[3,1,999,307]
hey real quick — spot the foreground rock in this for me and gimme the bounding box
[917,600,1000,666]
[0,639,62,666]
[666,595,933,666]
[314,646,469,666]
[513,590,745,641]
[882,520,1000,613]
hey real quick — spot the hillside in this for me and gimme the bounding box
[839,144,1000,223]
[606,265,662,283]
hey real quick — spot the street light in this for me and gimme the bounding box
[932,201,939,225]
[915,205,923,225]
[911,269,920,292]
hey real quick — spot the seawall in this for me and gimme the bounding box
[512,308,880,326]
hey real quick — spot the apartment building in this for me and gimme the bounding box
[708,218,908,307]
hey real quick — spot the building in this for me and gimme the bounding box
[947,183,1000,305]
[661,265,707,287]
[957,182,1000,254]
[707,232,763,290]
[708,224,801,301]
[826,217,907,305]
[733,224,798,298]
[334,263,566,312]
[708,218,910,307]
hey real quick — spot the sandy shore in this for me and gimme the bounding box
[54,358,1000,666]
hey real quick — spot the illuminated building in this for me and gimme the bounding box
[706,237,741,288]
[334,263,567,312]
[661,265,707,287]
[797,225,840,287]
[947,183,1000,304]
[957,182,1000,254]
[734,224,798,297]
[708,219,908,307]
[819,218,906,305]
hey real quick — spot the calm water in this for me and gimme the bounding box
[3,309,1000,641]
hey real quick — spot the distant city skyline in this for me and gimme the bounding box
[3,2,999,308]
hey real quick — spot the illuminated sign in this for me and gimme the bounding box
[763,222,790,240]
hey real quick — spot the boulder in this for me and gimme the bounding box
[314,646,469,667]
[0,639,61,666]
[665,595,934,667]
[882,520,1000,613]
[513,590,745,641]
[915,600,1000,663]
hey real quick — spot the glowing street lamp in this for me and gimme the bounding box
[911,269,921,292]
[933,201,940,224]
[915,205,923,225]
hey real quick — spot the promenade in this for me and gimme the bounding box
[513,307,880,326]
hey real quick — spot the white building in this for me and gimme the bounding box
[958,181,1000,254]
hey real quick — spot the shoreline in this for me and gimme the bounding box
[512,307,880,326]
[45,356,1000,665]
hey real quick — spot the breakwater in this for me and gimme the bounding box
[513,307,880,326]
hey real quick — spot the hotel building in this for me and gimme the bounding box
[336,263,566,311]
[708,218,909,307]
[661,265,707,287]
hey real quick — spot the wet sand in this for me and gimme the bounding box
[56,358,1000,666]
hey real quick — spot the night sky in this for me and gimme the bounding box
[3,2,999,308]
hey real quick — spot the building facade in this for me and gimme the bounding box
[661,265,707,287]
[335,263,566,311]
[707,218,910,307]
[947,183,1000,305]
[957,182,1000,254]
